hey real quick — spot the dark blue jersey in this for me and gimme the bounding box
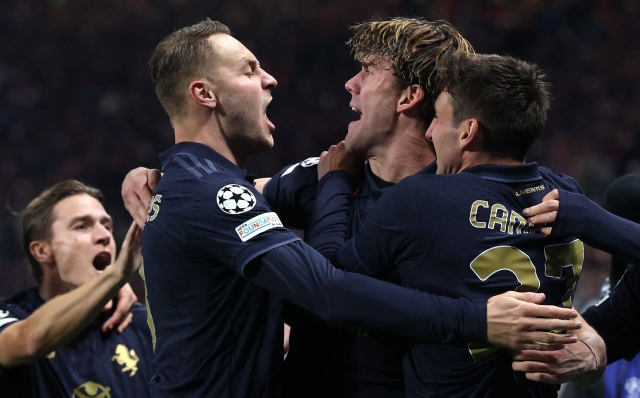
[279,163,436,398]
[548,189,640,362]
[263,156,319,231]
[0,287,152,398]
[142,142,487,398]
[326,163,585,398]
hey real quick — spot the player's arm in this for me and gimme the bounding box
[524,189,640,264]
[244,240,581,348]
[0,223,142,368]
[511,313,606,385]
[305,142,363,258]
[582,264,640,363]
[261,157,321,230]
[122,167,162,229]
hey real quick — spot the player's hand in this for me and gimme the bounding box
[487,291,580,351]
[122,167,162,229]
[102,284,137,334]
[102,223,143,333]
[318,141,365,181]
[523,189,559,236]
[511,340,602,384]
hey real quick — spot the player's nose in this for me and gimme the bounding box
[94,223,112,246]
[425,120,435,141]
[262,69,277,90]
[345,75,359,94]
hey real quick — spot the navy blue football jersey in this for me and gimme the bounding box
[329,163,585,398]
[548,189,640,363]
[263,156,319,231]
[0,288,152,398]
[142,142,298,398]
[281,163,435,398]
[142,142,488,398]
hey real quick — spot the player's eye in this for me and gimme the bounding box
[364,69,372,76]
[74,223,88,230]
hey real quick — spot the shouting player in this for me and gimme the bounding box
[0,180,151,397]
[138,19,582,397]
[312,53,589,397]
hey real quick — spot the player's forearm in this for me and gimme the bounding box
[248,241,486,343]
[573,314,606,385]
[554,190,640,264]
[0,267,129,367]
[305,171,356,259]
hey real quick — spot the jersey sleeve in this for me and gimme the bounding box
[245,239,487,343]
[0,304,25,376]
[552,189,640,264]
[333,178,439,277]
[175,174,301,276]
[262,158,319,230]
[583,265,640,362]
[304,170,358,258]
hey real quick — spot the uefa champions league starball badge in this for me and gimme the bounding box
[217,184,257,214]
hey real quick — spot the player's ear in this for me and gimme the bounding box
[189,80,217,109]
[397,84,425,113]
[30,240,54,265]
[459,118,481,150]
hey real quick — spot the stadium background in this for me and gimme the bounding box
[0,0,638,311]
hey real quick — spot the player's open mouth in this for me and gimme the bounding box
[92,252,112,271]
[349,105,362,125]
[264,113,275,130]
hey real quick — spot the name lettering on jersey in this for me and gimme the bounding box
[0,310,18,328]
[235,212,283,242]
[72,381,111,398]
[469,200,535,235]
[146,194,162,222]
[515,185,545,197]
[111,344,139,377]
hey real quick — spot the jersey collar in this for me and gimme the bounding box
[462,162,542,183]
[159,142,253,181]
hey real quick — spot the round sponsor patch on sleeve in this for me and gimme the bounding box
[217,184,257,214]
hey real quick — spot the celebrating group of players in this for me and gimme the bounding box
[0,15,638,398]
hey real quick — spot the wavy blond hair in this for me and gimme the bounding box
[348,17,474,119]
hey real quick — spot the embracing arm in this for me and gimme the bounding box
[0,223,142,368]
[524,189,640,264]
[511,313,606,385]
[246,240,581,348]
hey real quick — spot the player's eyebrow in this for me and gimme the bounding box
[68,214,113,227]
[240,56,260,69]
[360,61,375,68]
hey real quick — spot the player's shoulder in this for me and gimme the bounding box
[0,288,41,330]
[538,167,584,194]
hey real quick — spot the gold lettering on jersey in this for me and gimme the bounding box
[515,185,545,197]
[488,204,508,232]
[146,194,162,222]
[469,200,489,228]
[508,211,528,235]
[469,200,534,235]
[72,381,111,398]
[111,344,139,377]
[46,351,55,359]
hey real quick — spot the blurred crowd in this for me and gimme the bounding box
[1,0,638,304]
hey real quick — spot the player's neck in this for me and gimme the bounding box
[367,124,435,184]
[457,152,524,173]
[173,114,248,168]
[39,272,72,302]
